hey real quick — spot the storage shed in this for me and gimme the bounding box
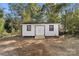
[21,23,59,38]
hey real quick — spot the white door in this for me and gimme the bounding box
[36,25,44,36]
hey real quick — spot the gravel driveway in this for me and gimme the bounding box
[0,36,79,56]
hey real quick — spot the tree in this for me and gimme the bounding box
[65,9,79,34]
[0,8,4,36]
[20,3,41,23]
[9,3,42,23]
[0,18,4,35]
[42,3,69,23]
[4,14,13,33]
[12,19,20,32]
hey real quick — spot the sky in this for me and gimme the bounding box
[0,3,10,13]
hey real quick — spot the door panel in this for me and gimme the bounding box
[36,26,44,36]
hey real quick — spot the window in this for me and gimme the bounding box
[49,25,54,31]
[27,25,31,31]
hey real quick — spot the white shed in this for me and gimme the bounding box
[21,23,59,38]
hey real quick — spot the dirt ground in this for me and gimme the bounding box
[0,35,79,56]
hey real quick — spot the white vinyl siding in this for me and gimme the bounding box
[22,24,59,36]
[22,24,35,36]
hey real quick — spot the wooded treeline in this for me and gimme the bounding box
[0,3,79,37]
